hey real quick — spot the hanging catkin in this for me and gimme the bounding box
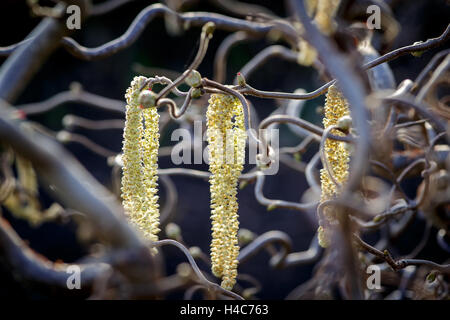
[318,85,350,248]
[206,94,246,290]
[121,76,160,242]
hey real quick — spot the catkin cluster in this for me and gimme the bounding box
[121,76,160,242]
[298,0,341,66]
[206,94,246,290]
[318,85,350,248]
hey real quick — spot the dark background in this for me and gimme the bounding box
[0,0,449,299]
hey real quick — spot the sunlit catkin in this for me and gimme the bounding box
[122,76,160,242]
[206,94,246,290]
[318,85,350,248]
[297,0,341,66]
[314,0,341,35]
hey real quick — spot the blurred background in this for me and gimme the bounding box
[0,0,449,299]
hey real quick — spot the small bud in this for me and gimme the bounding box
[56,131,71,143]
[113,154,123,167]
[256,153,271,169]
[316,106,324,115]
[190,87,203,99]
[255,147,275,170]
[337,115,352,131]
[242,288,256,299]
[267,204,277,211]
[176,262,192,278]
[107,156,116,167]
[411,42,424,57]
[426,271,437,283]
[165,222,181,240]
[138,90,157,108]
[293,152,302,162]
[185,70,202,88]
[373,214,383,222]
[436,170,448,190]
[238,228,256,245]
[189,246,202,258]
[343,142,354,154]
[237,72,246,86]
[69,82,82,94]
[239,180,249,190]
[202,22,215,37]
[13,110,27,120]
[62,115,75,127]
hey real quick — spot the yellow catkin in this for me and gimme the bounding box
[16,156,38,197]
[206,94,246,290]
[318,85,350,248]
[314,0,341,35]
[122,76,160,242]
[297,0,341,66]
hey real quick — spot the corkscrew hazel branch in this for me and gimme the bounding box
[0,216,111,288]
[362,24,450,70]
[254,171,317,212]
[89,0,135,16]
[258,114,352,143]
[156,22,216,101]
[151,239,244,300]
[416,54,450,103]
[17,84,126,115]
[0,102,147,250]
[155,91,195,119]
[56,131,117,158]
[59,3,299,60]
[319,125,345,189]
[233,45,298,84]
[239,80,335,100]
[413,49,450,92]
[238,230,322,268]
[63,115,125,130]
[305,152,321,194]
[213,31,257,83]
[354,234,450,274]
[139,76,189,97]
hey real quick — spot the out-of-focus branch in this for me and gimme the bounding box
[363,24,450,70]
[63,115,125,130]
[254,171,317,212]
[17,85,126,116]
[56,131,117,158]
[213,31,255,83]
[238,230,322,268]
[0,216,109,288]
[151,239,244,300]
[61,3,298,60]
[259,114,351,143]
[354,234,450,274]
[240,80,335,100]
[90,0,135,16]
[0,103,144,250]
[0,1,87,103]
[208,0,278,19]
[413,49,450,92]
[292,0,370,194]
[234,45,298,83]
